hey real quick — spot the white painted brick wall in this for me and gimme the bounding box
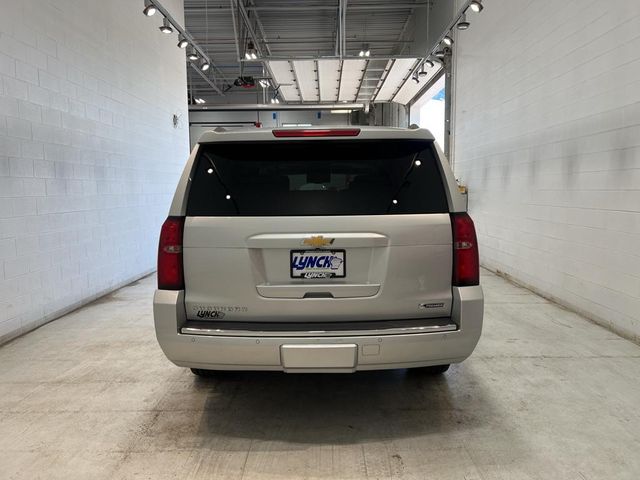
[453,0,640,341]
[0,0,189,342]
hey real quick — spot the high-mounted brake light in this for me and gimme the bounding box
[272,128,361,138]
[451,213,480,286]
[157,216,185,290]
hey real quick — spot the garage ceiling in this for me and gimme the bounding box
[183,0,441,105]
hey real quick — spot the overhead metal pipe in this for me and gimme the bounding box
[232,0,282,106]
[244,54,426,62]
[186,3,429,13]
[189,103,365,111]
[341,0,347,58]
[192,65,225,95]
[229,0,241,63]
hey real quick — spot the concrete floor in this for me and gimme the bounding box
[1,271,639,479]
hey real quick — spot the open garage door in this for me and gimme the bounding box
[409,75,446,151]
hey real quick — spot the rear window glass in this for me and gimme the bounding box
[186,139,448,216]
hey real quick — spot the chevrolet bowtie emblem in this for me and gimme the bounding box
[302,235,335,248]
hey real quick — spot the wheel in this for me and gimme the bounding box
[420,364,450,375]
[190,368,216,377]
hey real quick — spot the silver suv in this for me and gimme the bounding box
[153,127,483,374]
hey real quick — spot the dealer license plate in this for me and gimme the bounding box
[290,250,346,279]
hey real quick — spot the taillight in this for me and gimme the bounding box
[272,128,361,138]
[451,213,480,286]
[157,216,185,290]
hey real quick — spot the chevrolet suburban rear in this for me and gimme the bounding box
[153,127,483,374]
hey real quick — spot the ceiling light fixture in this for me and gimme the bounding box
[159,17,173,34]
[424,59,435,68]
[359,46,371,57]
[469,0,484,13]
[199,59,210,71]
[259,79,270,88]
[177,34,189,49]
[457,14,470,30]
[187,48,199,61]
[419,64,428,77]
[434,50,446,58]
[246,42,258,60]
[443,35,454,46]
[143,0,157,16]
[412,74,420,84]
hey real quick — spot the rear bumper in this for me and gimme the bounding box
[153,286,483,373]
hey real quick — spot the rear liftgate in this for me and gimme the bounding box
[179,131,461,371]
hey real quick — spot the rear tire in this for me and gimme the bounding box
[420,364,450,375]
[190,368,216,377]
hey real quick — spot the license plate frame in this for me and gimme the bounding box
[290,249,346,279]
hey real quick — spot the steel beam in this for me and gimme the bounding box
[290,60,302,102]
[191,65,225,96]
[186,3,429,13]
[234,0,281,100]
[314,60,320,102]
[246,54,423,62]
[246,0,273,56]
[354,59,369,102]
[229,0,241,65]
[443,52,453,159]
[334,2,341,57]
[336,60,344,101]
[342,0,348,58]
[189,103,365,111]
[335,0,347,58]
[236,1,262,56]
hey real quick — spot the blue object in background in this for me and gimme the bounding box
[433,88,445,101]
